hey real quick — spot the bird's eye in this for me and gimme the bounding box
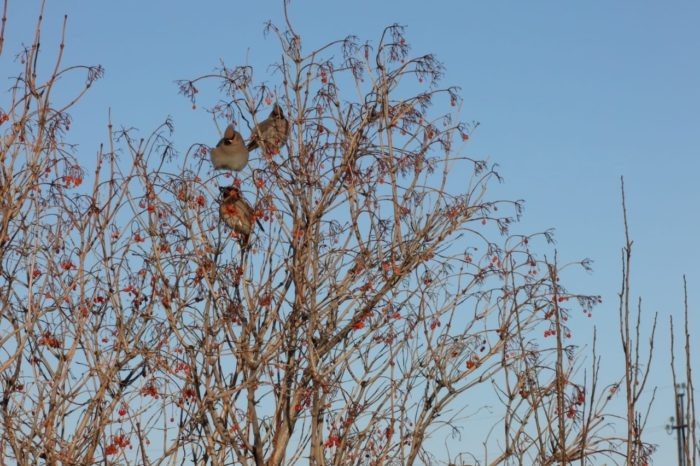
[223,139,232,145]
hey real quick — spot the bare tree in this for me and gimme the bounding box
[0,2,681,466]
[670,277,698,466]
[614,178,658,466]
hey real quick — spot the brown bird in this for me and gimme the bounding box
[219,185,255,246]
[210,125,249,171]
[247,104,289,153]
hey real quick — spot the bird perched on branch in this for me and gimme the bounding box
[247,104,289,154]
[210,125,249,171]
[219,185,257,247]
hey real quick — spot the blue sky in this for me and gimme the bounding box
[5,0,699,461]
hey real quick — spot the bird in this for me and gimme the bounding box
[219,185,256,246]
[210,124,249,171]
[247,104,289,153]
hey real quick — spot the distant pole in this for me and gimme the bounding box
[666,384,688,466]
